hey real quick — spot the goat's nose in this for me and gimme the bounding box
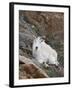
[36,46,38,50]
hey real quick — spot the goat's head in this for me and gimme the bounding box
[32,36,45,60]
[33,36,45,50]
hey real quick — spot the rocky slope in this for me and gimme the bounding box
[19,11,64,79]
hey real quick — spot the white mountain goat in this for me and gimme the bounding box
[32,36,59,67]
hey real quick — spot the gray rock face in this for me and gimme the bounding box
[19,15,38,57]
[19,32,33,50]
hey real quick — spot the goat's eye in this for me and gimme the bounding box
[36,47,38,50]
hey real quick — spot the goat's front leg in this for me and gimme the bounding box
[43,62,49,68]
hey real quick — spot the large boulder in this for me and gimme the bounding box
[19,55,49,79]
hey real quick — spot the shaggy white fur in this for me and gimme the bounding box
[32,36,59,66]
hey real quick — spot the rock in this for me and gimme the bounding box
[19,49,24,56]
[19,55,33,64]
[19,15,38,58]
[20,11,64,38]
[44,64,64,77]
[19,32,33,50]
[19,64,33,79]
[19,55,49,79]
[19,64,49,79]
[19,15,38,37]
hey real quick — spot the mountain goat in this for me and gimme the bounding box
[32,36,59,67]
